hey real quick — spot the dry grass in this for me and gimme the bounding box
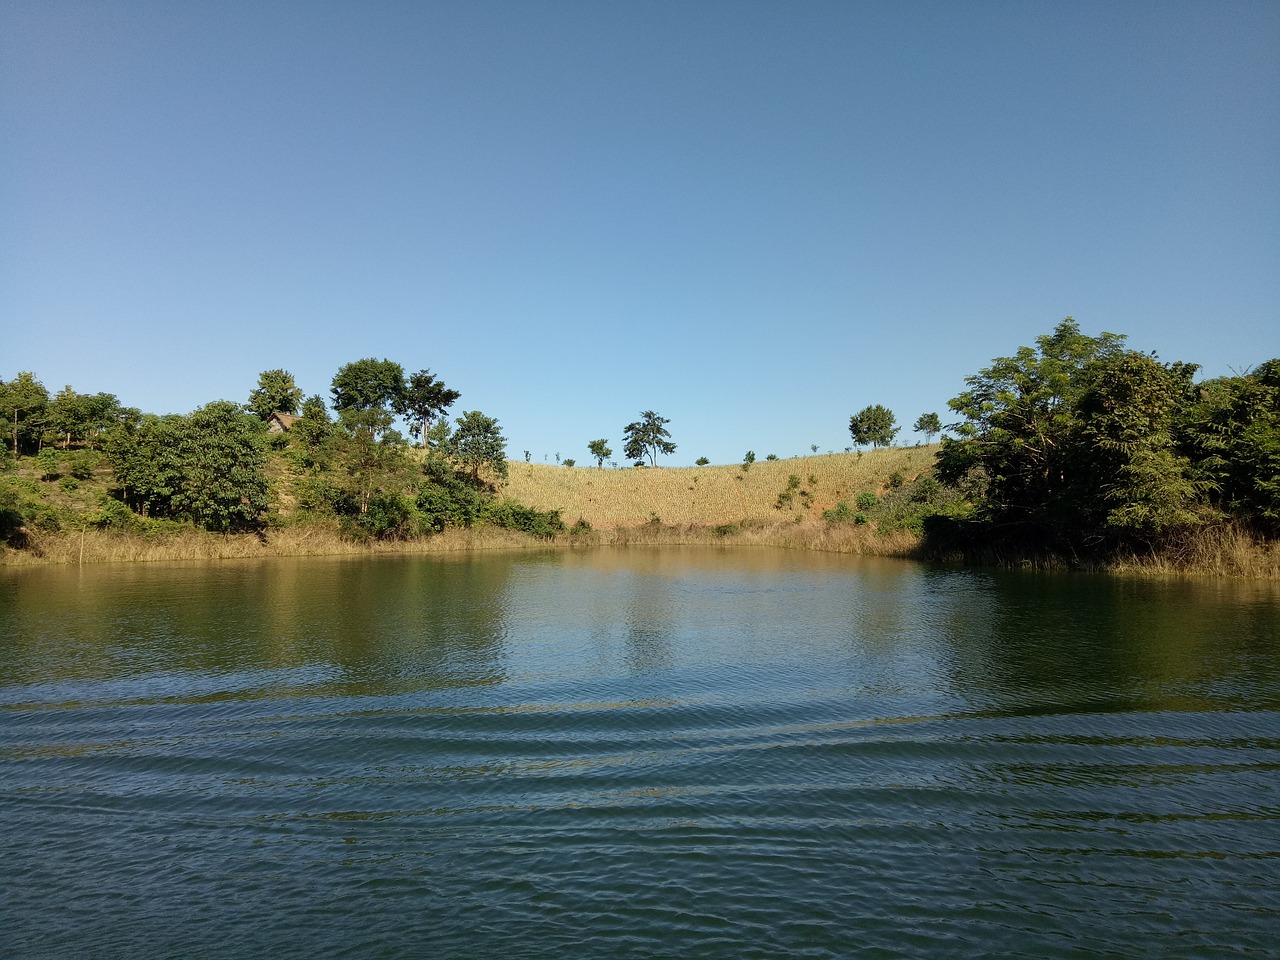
[504,448,937,529]
[3,523,553,566]
[1107,524,1280,580]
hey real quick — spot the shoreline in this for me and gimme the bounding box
[5,519,1277,581]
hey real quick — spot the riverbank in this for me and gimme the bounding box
[4,445,1278,578]
[7,514,1278,580]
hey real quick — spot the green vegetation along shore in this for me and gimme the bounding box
[3,319,1277,577]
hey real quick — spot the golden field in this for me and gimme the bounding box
[504,448,937,529]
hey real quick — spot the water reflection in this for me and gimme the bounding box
[2,550,1279,960]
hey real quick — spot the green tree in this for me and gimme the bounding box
[913,412,942,444]
[290,395,333,462]
[331,359,405,417]
[848,404,899,449]
[247,369,304,419]
[742,450,756,471]
[1179,359,1280,530]
[46,389,130,450]
[588,439,612,469]
[0,372,50,457]
[103,414,187,517]
[173,401,271,532]
[622,411,676,466]
[1075,351,1203,537]
[394,369,461,445]
[443,411,508,484]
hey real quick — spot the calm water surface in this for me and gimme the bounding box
[2,548,1279,958]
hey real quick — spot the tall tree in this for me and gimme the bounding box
[587,439,612,469]
[848,404,899,449]
[622,411,676,466]
[247,369,304,419]
[1179,358,1280,530]
[103,414,187,518]
[937,317,1127,534]
[442,411,508,483]
[330,359,406,414]
[394,369,460,445]
[913,412,942,444]
[173,401,271,532]
[0,372,49,457]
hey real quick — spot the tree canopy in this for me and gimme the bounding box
[622,411,676,466]
[394,369,460,445]
[443,411,508,483]
[587,439,611,469]
[247,369,304,419]
[849,404,899,448]
[330,358,406,413]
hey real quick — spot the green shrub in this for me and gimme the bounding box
[856,491,878,510]
[66,450,101,480]
[481,499,565,539]
[695,457,710,466]
[36,449,61,482]
[822,500,859,523]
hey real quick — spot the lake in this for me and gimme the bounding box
[2,548,1278,958]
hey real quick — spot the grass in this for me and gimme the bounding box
[504,448,937,529]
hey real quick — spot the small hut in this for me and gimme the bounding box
[265,412,300,434]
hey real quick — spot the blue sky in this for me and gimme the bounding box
[3,0,1277,466]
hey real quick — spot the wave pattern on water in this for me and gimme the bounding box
[3,553,1279,959]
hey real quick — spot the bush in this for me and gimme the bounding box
[480,499,565,539]
[695,457,710,466]
[92,497,143,532]
[823,500,859,523]
[36,449,61,482]
[856,491,878,510]
[64,450,101,480]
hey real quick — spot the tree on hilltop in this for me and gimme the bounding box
[394,369,460,446]
[849,404,899,449]
[623,411,676,466]
[913,412,942,444]
[247,369,304,419]
[588,439,612,469]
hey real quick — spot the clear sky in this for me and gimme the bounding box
[3,0,1277,466]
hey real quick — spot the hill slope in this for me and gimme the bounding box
[503,448,938,529]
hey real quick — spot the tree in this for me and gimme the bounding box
[1075,351,1202,536]
[330,359,406,415]
[394,369,460,445]
[173,401,271,532]
[443,411,508,483]
[103,414,186,518]
[913,412,942,444]
[0,372,49,457]
[742,450,756,471]
[936,318,1127,534]
[588,439,612,469]
[247,369,304,419]
[622,410,676,466]
[848,404,899,449]
[1179,359,1280,530]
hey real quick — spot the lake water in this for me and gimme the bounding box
[2,548,1279,958]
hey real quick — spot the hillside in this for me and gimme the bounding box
[504,447,938,529]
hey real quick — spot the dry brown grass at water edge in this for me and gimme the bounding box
[0,523,554,566]
[504,448,938,530]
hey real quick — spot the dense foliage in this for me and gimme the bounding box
[849,404,899,448]
[933,318,1280,559]
[1,361,559,546]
